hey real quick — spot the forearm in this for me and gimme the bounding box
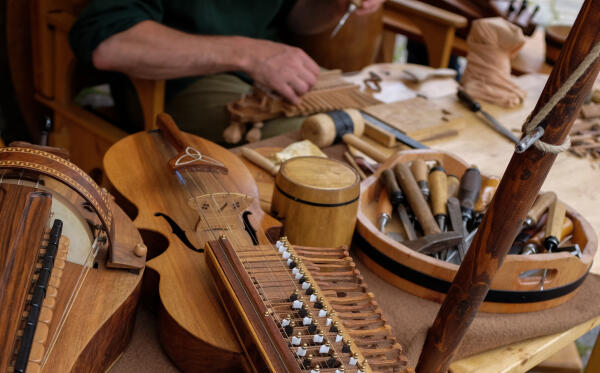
[92,20,252,79]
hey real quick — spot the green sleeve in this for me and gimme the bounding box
[69,0,164,65]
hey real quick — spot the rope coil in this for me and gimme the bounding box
[519,40,600,154]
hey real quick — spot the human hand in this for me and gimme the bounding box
[336,0,385,15]
[243,39,320,105]
[356,0,385,15]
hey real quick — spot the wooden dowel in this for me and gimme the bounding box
[417,0,600,370]
[240,147,280,176]
[342,134,388,163]
[343,152,367,181]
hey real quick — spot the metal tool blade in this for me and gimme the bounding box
[330,3,357,38]
[360,112,428,149]
[479,110,520,144]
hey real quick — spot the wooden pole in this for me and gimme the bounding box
[416,0,600,371]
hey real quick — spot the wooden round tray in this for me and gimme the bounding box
[355,149,597,313]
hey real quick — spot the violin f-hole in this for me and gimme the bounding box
[242,211,259,245]
[155,212,203,253]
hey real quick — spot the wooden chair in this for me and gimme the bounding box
[381,0,468,68]
[381,0,552,75]
[30,0,165,183]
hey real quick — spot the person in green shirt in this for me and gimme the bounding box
[70,0,383,145]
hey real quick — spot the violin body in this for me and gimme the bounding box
[0,145,143,372]
[104,130,282,371]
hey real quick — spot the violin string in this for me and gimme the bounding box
[178,169,315,365]
[159,131,344,367]
[184,169,345,367]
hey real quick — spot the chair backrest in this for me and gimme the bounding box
[30,0,164,130]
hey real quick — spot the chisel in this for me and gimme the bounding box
[540,199,566,290]
[457,88,520,144]
[360,112,428,149]
[429,165,448,231]
[330,0,361,38]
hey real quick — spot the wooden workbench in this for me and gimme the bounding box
[237,70,600,372]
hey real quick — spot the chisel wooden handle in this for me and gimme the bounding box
[381,169,404,205]
[544,199,566,251]
[529,216,573,247]
[411,159,430,199]
[342,133,388,163]
[474,176,500,212]
[394,163,441,235]
[241,147,280,176]
[526,191,557,227]
[429,166,448,218]
[377,188,393,232]
[447,174,460,199]
[458,166,481,219]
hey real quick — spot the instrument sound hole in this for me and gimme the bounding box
[154,212,203,253]
[138,229,169,260]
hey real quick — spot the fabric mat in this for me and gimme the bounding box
[237,131,600,368]
[355,257,600,368]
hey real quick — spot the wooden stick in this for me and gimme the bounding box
[343,151,367,181]
[417,0,600,371]
[240,147,280,176]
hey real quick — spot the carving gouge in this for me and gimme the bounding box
[377,188,393,232]
[523,191,557,228]
[381,169,417,240]
[457,88,520,144]
[331,0,361,38]
[360,112,428,149]
[429,165,448,231]
[411,159,430,199]
[540,199,566,290]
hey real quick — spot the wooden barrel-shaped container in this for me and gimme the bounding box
[355,149,597,313]
[271,156,360,248]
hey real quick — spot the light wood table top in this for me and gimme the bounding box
[241,67,600,372]
[407,73,600,372]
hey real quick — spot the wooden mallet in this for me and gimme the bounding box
[301,109,388,163]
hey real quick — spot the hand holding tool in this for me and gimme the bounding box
[330,0,361,38]
[457,88,520,144]
[429,165,448,231]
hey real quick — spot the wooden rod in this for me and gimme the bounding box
[416,0,600,371]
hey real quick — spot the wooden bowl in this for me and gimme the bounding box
[355,149,597,313]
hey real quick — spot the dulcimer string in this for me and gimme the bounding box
[178,165,346,366]
[179,167,307,363]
